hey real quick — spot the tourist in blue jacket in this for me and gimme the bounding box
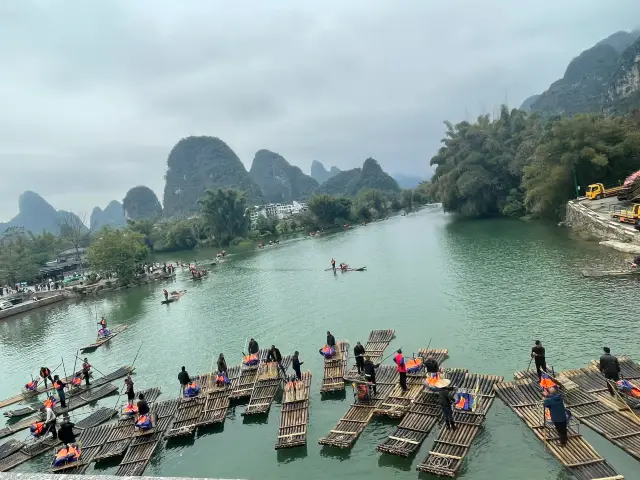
[543,387,568,445]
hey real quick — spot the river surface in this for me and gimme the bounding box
[1,208,639,480]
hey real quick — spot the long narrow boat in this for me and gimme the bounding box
[582,268,640,278]
[80,324,129,352]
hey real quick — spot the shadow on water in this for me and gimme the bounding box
[93,456,122,470]
[242,413,269,425]
[165,434,196,449]
[195,422,224,438]
[378,453,413,472]
[276,445,308,463]
[319,445,351,461]
[320,390,347,402]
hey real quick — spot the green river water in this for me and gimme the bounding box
[1,208,639,480]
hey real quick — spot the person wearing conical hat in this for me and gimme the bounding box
[436,379,457,430]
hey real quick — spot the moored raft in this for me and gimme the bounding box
[275,371,312,450]
[319,365,397,449]
[344,329,395,382]
[164,374,214,438]
[80,324,129,352]
[230,349,269,400]
[320,340,350,394]
[377,368,468,457]
[494,379,622,480]
[416,373,503,477]
[197,365,241,427]
[375,348,449,418]
[243,356,293,416]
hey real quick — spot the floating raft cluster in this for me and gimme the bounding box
[318,365,397,449]
[375,348,449,418]
[230,349,270,400]
[93,388,162,462]
[320,341,350,394]
[377,368,468,457]
[416,373,502,477]
[115,398,179,476]
[0,384,119,439]
[0,407,117,473]
[198,365,241,427]
[275,372,312,450]
[494,379,622,480]
[345,329,395,382]
[243,356,293,416]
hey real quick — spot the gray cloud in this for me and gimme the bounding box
[1,0,639,219]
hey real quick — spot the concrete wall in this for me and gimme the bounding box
[564,200,638,243]
[0,294,67,321]
[0,474,244,480]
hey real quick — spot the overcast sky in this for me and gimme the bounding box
[1,1,639,220]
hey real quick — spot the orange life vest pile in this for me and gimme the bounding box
[123,404,138,416]
[71,375,82,386]
[25,380,38,391]
[30,421,45,437]
[53,444,81,467]
[43,396,57,409]
[136,414,152,430]
[184,382,200,397]
[243,354,259,366]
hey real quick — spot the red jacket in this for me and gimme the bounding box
[394,354,406,373]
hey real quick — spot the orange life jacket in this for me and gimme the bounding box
[456,396,467,409]
[54,380,63,390]
[32,422,45,435]
[55,448,69,460]
[72,376,82,386]
[394,354,407,373]
[44,396,56,408]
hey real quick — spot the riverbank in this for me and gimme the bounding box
[0,291,69,321]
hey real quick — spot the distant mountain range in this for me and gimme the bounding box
[521,29,640,115]
[90,201,126,230]
[310,160,341,184]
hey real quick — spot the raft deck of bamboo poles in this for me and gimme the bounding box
[318,365,397,449]
[416,373,503,477]
[275,372,312,450]
[376,368,468,457]
[93,388,161,461]
[197,365,241,427]
[230,349,269,400]
[115,398,179,476]
[164,374,215,438]
[243,356,292,416]
[374,348,449,418]
[344,329,395,382]
[0,407,117,473]
[0,365,134,409]
[0,384,119,439]
[494,379,622,480]
[320,341,350,394]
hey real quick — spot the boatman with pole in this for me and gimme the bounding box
[292,351,303,381]
[599,347,621,396]
[394,349,408,392]
[248,338,259,355]
[436,378,456,431]
[217,354,228,376]
[40,366,54,389]
[53,375,67,409]
[178,366,190,394]
[82,358,91,386]
[543,386,568,445]
[326,331,336,348]
[354,342,365,374]
[363,356,377,395]
[531,340,547,379]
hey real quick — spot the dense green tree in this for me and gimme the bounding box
[87,228,149,285]
[162,220,200,251]
[307,195,352,226]
[255,214,279,235]
[0,228,60,284]
[199,188,249,246]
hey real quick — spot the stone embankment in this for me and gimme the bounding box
[0,291,69,321]
[564,198,640,253]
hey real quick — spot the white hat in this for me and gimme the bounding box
[434,378,451,388]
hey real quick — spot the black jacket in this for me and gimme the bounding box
[354,345,365,357]
[248,340,259,355]
[137,400,150,416]
[438,388,456,407]
[57,421,76,444]
[532,345,546,363]
[363,360,376,379]
[600,353,620,377]
[425,358,439,373]
[292,356,303,371]
[178,370,190,385]
[217,359,227,373]
[267,348,282,363]
[327,334,336,347]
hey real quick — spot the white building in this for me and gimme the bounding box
[250,201,309,228]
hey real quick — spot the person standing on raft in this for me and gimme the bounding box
[178,366,190,394]
[267,345,286,377]
[354,342,366,374]
[331,258,336,272]
[53,375,67,408]
[137,393,150,416]
[531,340,547,379]
[248,338,259,355]
[292,351,303,380]
[97,316,107,330]
[44,404,57,439]
[543,386,568,445]
[425,355,439,374]
[124,375,135,406]
[82,358,91,386]
[599,347,621,396]
[394,349,408,392]
[163,289,169,301]
[217,354,227,376]
[40,366,54,389]
[363,356,378,395]
[57,414,78,449]
[436,379,456,431]
[326,331,336,348]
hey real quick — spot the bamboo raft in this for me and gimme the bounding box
[243,356,293,416]
[0,407,117,473]
[416,373,503,477]
[375,348,449,418]
[494,379,622,480]
[80,324,129,352]
[588,355,640,380]
[275,372,312,450]
[115,398,179,476]
[0,384,119,439]
[318,365,397,449]
[164,373,213,438]
[93,388,162,462]
[0,364,133,409]
[197,365,241,427]
[344,329,395,382]
[320,340,350,393]
[376,368,468,457]
[229,349,270,400]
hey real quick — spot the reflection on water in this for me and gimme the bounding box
[2,210,640,479]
